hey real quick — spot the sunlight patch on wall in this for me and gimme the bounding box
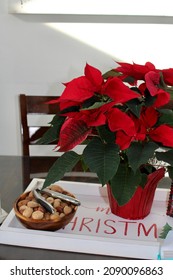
[45,22,173,69]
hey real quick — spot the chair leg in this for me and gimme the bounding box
[22,156,31,190]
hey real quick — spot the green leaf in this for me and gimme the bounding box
[144,89,157,107]
[159,223,172,239]
[37,115,65,144]
[126,98,142,118]
[139,173,148,188]
[81,101,107,110]
[42,151,81,188]
[123,76,136,84]
[156,149,173,166]
[140,164,155,174]
[81,95,100,109]
[127,142,159,173]
[102,70,121,79]
[97,125,115,144]
[48,114,62,125]
[37,126,57,144]
[167,166,173,180]
[60,106,79,115]
[83,138,120,186]
[110,163,141,206]
[81,94,111,110]
[158,109,173,126]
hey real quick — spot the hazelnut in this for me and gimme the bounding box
[59,213,65,218]
[63,205,72,215]
[44,212,51,220]
[19,205,28,213]
[37,206,46,213]
[56,206,63,213]
[53,199,61,208]
[32,210,44,220]
[28,191,34,199]
[46,197,54,204]
[18,199,29,207]
[50,213,61,221]
[60,201,68,208]
[50,185,63,193]
[23,207,33,218]
[27,201,39,208]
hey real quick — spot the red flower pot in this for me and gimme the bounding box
[107,168,165,220]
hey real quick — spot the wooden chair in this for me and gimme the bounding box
[19,94,61,187]
[19,94,91,188]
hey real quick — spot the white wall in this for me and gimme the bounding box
[1,1,173,155]
[0,1,115,155]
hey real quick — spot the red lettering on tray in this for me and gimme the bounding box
[95,218,101,233]
[79,217,94,232]
[119,221,137,236]
[104,219,116,234]
[69,216,78,230]
[95,207,111,215]
[138,223,157,238]
[64,216,158,240]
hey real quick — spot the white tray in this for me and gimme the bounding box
[0,178,173,259]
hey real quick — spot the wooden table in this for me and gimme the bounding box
[1,156,171,260]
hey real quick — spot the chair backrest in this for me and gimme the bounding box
[19,94,86,157]
[19,94,97,187]
[19,94,60,156]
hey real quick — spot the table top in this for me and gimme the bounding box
[0,156,100,213]
[1,155,171,260]
[0,155,131,260]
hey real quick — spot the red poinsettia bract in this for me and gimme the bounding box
[57,64,139,106]
[115,61,156,83]
[115,107,173,150]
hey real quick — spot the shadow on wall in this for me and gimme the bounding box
[14,13,173,24]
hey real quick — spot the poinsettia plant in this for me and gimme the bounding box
[39,61,173,206]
